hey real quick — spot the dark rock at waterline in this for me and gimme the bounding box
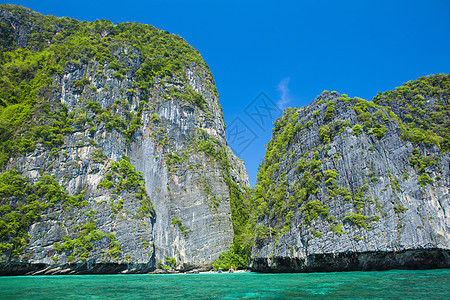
[251,248,450,272]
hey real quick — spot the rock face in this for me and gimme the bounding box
[0,5,248,275]
[250,76,450,272]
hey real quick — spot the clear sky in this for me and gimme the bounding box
[4,0,450,185]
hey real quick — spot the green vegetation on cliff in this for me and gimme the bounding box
[374,74,450,152]
[0,169,86,258]
[53,222,121,262]
[0,4,214,168]
[97,156,154,218]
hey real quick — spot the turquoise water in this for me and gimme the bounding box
[0,269,449,299]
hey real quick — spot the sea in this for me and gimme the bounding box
[0,269,449,299]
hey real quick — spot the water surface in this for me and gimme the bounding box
[0,269,449,299]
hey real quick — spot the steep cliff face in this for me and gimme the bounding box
[250,75,450,272]
[0,5,248,275]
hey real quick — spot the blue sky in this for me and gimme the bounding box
[4,0,450,185]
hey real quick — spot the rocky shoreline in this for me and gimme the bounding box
[0,261,253,276]
[1,248,449,275]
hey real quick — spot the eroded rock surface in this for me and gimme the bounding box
[250,80,449,272]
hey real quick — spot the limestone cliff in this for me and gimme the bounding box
[0,5,248,275]
[250,75,449,272]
